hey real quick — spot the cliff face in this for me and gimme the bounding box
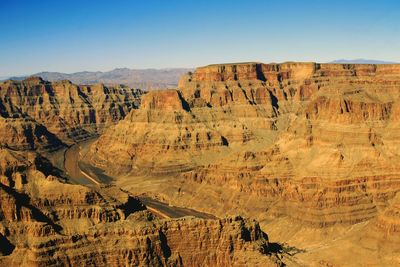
[0,148,280,266]
[89,62,400,241]
[186,62,400,83]
[0,77,143,150]
[88,89,231,174]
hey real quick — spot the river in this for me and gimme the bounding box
[60,139,216,220]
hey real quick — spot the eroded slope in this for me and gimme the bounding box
[0,148,280,266]
[0,77,143,150]
[88,62,400,265]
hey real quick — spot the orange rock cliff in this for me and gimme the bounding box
[88,62,400,265]
[2,61,400,266]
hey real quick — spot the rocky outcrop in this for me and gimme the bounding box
[0,148,280,266]
[184,62,400,84]
[8,216,278,267]
[0,117,63,151]
[4,61,400,265]
[88,89,232,174]
[0,77,143,150]
[89,62,400,234]
[375,192,400,236]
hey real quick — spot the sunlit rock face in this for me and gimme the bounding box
[90,62,400,233]
[3,61,400,266]
[0,77,143,150]
[0,148,280,267]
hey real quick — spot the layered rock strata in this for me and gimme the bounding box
[0,77,143,150]
[0,148,280,266]
[89,62,400,231]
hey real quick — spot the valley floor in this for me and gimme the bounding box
[48,138,217,220]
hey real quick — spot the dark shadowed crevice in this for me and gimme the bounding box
[34,154,65,178]
[240,227,252,242]
[24,125,35,150]
[256,64,266,81]
[0,99,9,118]
[77,87,91,105]
[34,124,65,150]
[221,136,229,146]
[88,109,97,123]
[268,90,279,110]
[177,91,191,112]
[118,196,146,218]
[0,183,63,233]
[268,242,306,257]
[159,230,172,260]
[0,234,15,256]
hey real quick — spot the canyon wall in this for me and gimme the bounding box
[0,147,280,266]
[3,62,400,265]
[0,77,143,150]
[89,62,400,235]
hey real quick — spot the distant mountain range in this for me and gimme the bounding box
[329,59,398,64]
[3,60,398,89]
[5,68,193,90]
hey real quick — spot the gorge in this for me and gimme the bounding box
[1,62,400,266]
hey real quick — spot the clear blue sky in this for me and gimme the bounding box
[1,0,399,77]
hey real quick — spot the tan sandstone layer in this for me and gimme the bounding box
[0,147,281,266]
[0,77,143,150]
[88,62,400,265]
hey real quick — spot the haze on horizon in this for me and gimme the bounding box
[1,0,400,77]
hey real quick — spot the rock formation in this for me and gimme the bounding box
[88,62,400,265]
[0,147,280,266]
[0,77,143,150]
[3,61,400,265]
[0,75,283,266]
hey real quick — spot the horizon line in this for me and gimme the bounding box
[2,59,400,79]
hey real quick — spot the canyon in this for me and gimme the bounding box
[88,62,400,266]
[0,76,142,149]
[1,62,400,266]
[0,75,282,266]
[0,148,279,266]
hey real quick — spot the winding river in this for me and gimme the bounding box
[61,139,216,219]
